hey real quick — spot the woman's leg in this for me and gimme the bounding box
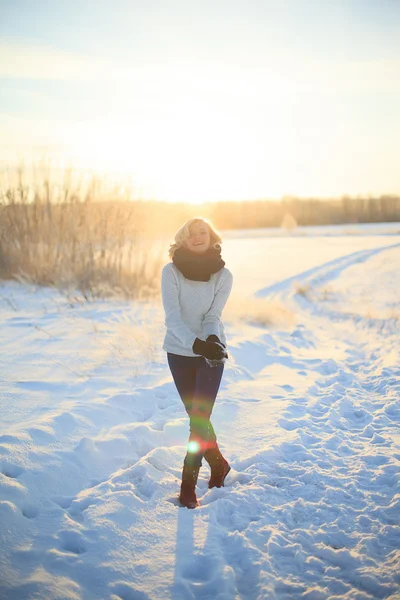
[167,353,203,508]
[167,353,198,416]
[167,353,227,504]
[185,360,224,467]
[167,353,221,466]
[192,362,230,488]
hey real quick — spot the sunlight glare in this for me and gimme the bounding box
[63,68,328,203]
[187,441,200,453]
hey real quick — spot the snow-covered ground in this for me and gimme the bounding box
[1,229,400,600]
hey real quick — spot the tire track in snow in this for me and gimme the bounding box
[255,242,400,300]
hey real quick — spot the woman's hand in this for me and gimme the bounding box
[192,338,228,360]
[206,335,228,359]
[206,334,226,348]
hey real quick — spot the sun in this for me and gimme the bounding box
[63,90,299,203]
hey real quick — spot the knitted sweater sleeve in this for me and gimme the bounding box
[202,269,233,339]
[161,265,198,349]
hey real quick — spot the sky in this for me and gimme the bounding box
[0,0,399,203]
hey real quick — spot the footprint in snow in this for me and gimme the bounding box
[238,397,261,403]
[280,384,294,392]
[57,529,87,555]
[0,463,24,479]
[283,404,308,418]
[279,418,306,431]
[22,504,39,519]
[110,581,151,600]
[27,426,55,445]
[181,553,218,583]
[52,412,79,436]
[0,434,24,444]
[166,496,183,507]
[52,496,74,509]
[68,496,99,521]
[150,419,165,431]
[133,475,157,501]
[299,431,320,445]
[156,393,176,409]
[123,465,158,501]
[74,437,97,454]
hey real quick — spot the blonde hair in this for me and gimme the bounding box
[168,217,222,259]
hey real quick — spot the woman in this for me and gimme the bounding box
[161,217,233,508]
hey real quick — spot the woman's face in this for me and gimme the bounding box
[184,221,211,254]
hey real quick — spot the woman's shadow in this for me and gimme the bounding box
[172,499,222,600]
[170,488,261,600]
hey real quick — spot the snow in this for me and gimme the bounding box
[1,227,400,600]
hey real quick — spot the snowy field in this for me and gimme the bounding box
[1,226,400,600]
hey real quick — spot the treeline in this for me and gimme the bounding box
[1,163,399,233]
[2,194,399,239]
[130,195,400,233]
[196,195,400,230]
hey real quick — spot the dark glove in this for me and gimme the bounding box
[192,338,227,360]
[206,334,226,348]
[206,335,228,358]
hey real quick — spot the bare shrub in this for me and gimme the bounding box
[320,284,334,301]
[0,164,165,299]
[294,282,311,298]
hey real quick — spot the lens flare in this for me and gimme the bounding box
[187,441,200,453]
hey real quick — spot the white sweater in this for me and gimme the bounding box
[161,262,233,357]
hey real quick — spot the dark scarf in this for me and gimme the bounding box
[173,246,225,281]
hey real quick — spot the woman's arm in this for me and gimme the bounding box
[202,269,233,340]
[161,265,198,348]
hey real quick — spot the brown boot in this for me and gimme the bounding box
[179,463,200,508]
[204,444,231,489]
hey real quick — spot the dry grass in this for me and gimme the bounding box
[225,294,295,328]
[294,282,311,298]
[0,164,166,299]
[319,284,335,301]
